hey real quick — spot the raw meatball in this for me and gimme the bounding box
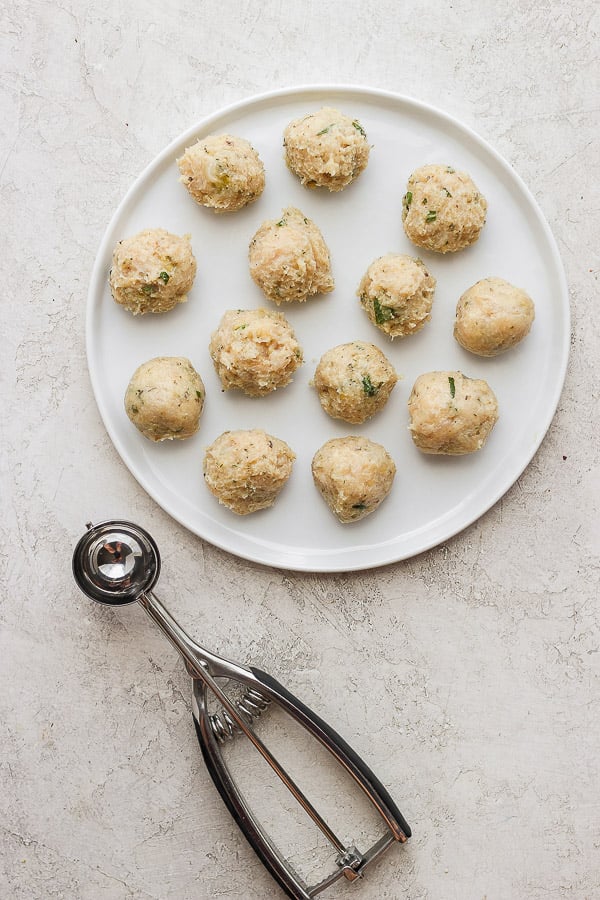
[210,308,303,396]
[283,106,370,191]
[402,164,487,253]
[249,207,334,304]
[110,229,196,315]
[312,436,396,523]
[203,429,295,515]
[125,357,205,442]
[177,134,265,212]
[358,254,436,338]
[408,371,498,455]
[314,341,398,424]
[454,277,535,356]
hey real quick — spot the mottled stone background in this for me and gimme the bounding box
[1,1,598,898]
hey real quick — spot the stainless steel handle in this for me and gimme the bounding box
[191,667,411,899]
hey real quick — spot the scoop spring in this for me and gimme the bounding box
[210,687,272,742]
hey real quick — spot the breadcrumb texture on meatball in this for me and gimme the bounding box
[203,429,295,515]
[402,164,487,253]
[249,206,334,304]
[454,277,535,356]
[358,253,436,338]
[110,228,197,315]
[283,106,370,192]
[177,133,265,212]
[210,308,303,396]
[408,371,498,455]
[312,436,396,523]
[314,341,398,424]
[125,357,205,442]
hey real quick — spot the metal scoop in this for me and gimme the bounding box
[73,520,411,899]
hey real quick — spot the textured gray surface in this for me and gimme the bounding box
[1,1,599,898]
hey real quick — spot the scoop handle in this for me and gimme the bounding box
[192,666,410,898]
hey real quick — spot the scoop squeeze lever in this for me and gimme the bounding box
[73,520,411,899]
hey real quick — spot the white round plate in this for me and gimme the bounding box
[87,85,569,572]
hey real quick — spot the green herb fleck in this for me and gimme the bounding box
[352,503,367,510]
[446,166,455,173]
[443,188,452,198]
[275,219,286,227]
[448,376,456,398]
[425,210,437,223]
[317,123,335,136]
[159,271,170,283]
[403,190,413,208]
[195,390,202,399]
[234,323,247,330]
[362,374,377,396]
[373,298,394,325]
[352,120,366,136]
[141,283,157,295]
